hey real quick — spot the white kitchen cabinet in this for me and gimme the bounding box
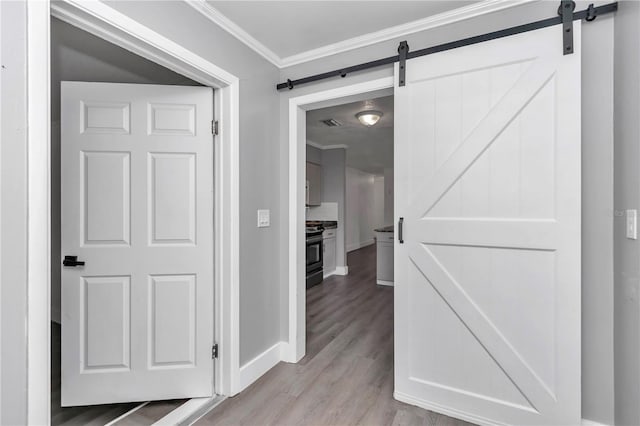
[306,162,322,206]
[375,230,394,286]
[323,228,337,277]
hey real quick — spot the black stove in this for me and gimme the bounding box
[306,225,324,235]
[305,223,324,288]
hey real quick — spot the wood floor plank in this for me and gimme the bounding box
[196,245,475,426]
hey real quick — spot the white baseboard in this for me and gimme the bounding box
[334,266,349,276]
[238,341,285,392]
[279,340,303,364]
[279,341,294,363]
[393,391,499,426]
[377,280,394,286]
[581,419,611,426]
[323,269,336,279]
[347,239,374,252]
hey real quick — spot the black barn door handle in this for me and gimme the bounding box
[398,217,404,244]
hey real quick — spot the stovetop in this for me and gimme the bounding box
[305,220,337,233]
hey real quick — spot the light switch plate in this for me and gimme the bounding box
[257,209,270,228]
[627,209,637,240]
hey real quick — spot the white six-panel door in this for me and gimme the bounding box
[394,24,581,425]
[61,82,214,406]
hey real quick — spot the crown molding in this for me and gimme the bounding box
[187,0,536,69]
[186,0,281,67]
[306,140,348,151]
[280,0,536,67]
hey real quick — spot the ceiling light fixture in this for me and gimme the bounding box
[356,110,382,127]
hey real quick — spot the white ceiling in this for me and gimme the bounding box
[307,95,393,176]
[205,1,479,65]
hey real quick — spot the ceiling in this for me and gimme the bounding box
[307,95,393,176]
[205,1,479,65]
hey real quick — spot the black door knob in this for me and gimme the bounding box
[63,256,85,267]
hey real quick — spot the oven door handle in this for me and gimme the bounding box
[306,235,323,244]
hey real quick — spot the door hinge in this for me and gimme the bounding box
[212,343,219,359]
[212,120,219,136]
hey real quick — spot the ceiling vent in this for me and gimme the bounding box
[320,118,342,127]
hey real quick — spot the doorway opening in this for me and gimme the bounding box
[301,92,402,400]
[305,94,394,281]
[285,76,394,363]
[50,17,208,425]
[37,0,242,422]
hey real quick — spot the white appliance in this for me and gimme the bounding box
[375,228,394,286]
[322,227,337,278]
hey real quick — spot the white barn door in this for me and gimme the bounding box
[61,82,214,406]
[394,24,581,425]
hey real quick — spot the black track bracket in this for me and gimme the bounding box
[398,41,409,87]
[559,0,576,55]
[586,3,598,21]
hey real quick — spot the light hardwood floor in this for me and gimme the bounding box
[197,244,474,426]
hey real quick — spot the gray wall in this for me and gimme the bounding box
[103,0,282,367]
[1,1,29,424]
[50,17,201,323]
[278,2,616,423]
[321,148,347,268]
[306,144,322,164]
[614,2,640,425]
[345,167,384,251]
[582,12,616,425]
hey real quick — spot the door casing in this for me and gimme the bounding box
[26,0,242,423]
[285,78,394,363]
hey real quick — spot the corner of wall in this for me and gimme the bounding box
[613,1,640,425]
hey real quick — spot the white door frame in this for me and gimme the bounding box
[285,77,393,362]
[27,0,241,423]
